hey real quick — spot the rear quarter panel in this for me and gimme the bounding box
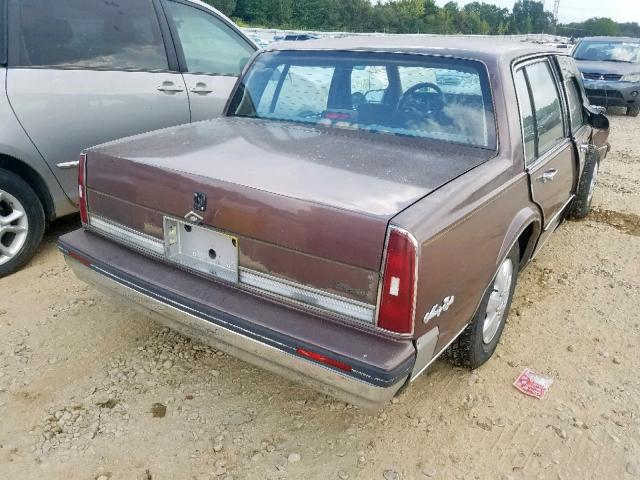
[393,54,543,349]
[394,159,541,349]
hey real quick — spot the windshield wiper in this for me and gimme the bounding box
[601,59,633,63]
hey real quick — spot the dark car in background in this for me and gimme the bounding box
[573,37,640,117]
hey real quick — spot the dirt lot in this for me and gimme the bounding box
[1,113,639,480]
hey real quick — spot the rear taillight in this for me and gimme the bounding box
[78,153,89,224]
[377,227,417,335]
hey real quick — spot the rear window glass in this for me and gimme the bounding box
[13,0,167,70]
[229,51,497,149]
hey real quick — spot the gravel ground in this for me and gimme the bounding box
[1,113,639,480]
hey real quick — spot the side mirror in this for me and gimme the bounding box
[364,89,385,104]
[585,106,609,130]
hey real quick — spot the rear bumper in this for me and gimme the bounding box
[59,230,414,409]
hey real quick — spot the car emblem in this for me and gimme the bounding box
[599,75,605,81]
[424,296,455,324]
[184,192,207,224]
[193,192,207,212]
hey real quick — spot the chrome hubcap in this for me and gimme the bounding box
[0,190,29,266]
[587,161,599,204]
[483,258,514,344]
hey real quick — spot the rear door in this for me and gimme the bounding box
[514,57,578,230]
[6,0,190,202]
[557,56,593,180]
[162,0,256,122]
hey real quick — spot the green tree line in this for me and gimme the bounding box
[204,0,639,37]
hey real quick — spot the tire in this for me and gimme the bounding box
[0,169,46,278]
[569,149,599,219]
[447,244,519,369]
[627,105,640,117]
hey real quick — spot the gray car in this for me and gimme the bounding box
[572,36,640,117]
[0,0,256,277]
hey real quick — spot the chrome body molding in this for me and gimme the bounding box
[87,215,376,324]
[411,323,469,382]
[410,327,440,381]
[64,257,404,409]
[239,268,375,324]
[542,194,575,233]
[89,216,165,255]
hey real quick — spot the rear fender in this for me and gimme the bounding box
[497,207,542,270]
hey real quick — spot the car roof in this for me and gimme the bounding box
[266,35,569,63]
[579,36,640,43]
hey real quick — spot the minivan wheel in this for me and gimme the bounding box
[627,105,640,117]
[446,244,519,369]
[569,149,599,219]
[0,169,45,278]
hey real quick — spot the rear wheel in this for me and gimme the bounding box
[0,169,45,278]
[627,105,640,117]
[447,244,519,369]
[569,149,599,219]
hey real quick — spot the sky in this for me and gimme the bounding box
[433,0,640,24]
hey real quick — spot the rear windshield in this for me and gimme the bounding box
[228,51,497,149]
[574,40,640,63]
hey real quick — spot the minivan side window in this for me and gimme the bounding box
[525,61,565,158]
[165,1,254,76]
[13,0,168,71]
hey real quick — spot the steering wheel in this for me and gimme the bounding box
[396,82,445,123]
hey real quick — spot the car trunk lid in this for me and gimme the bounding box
[86,117,495,271]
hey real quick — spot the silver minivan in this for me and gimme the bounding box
[0,0,256,276]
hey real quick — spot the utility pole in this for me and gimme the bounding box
[553,0,560,22]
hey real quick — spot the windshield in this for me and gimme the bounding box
[228,51,497,149]
[573,40,640,63]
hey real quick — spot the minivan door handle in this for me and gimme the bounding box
[157,81,185,93]
[538,168,559,183]
[190,82,213,95]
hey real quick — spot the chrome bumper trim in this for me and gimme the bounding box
[64,257,406,409]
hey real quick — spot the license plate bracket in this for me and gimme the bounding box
[163,217,238,284]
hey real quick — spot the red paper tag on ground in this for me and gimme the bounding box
[514,368,553,399]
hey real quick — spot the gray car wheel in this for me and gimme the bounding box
[0,169,45,277]
[627,105,640,117]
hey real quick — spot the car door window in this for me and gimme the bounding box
[525,61,565,158]
[13,0,168,70]
[165,1,253,76]
[565,77,587,135]
[514,69,536,165]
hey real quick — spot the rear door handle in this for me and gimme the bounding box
[157,81,185,93]
[190,82,213,95]
[538,168,559,183]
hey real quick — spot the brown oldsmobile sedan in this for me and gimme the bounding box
[58,37,610,409]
